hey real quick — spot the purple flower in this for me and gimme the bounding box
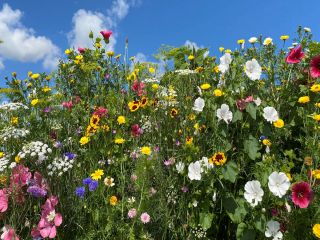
[64,152,75,160]
[105,74,111,79]
[75,186,85,198]
[88,180,98,191]
[181,186,189,192]
[43,107,51,113]
[27,186,47,198]
[83,177,92,185]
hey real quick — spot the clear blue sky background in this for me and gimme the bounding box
[0,0,319,87]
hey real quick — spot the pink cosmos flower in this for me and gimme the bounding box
[78,47,86,53]
[93,107,108,117]
[131,80,146,96]
[140,212,151,224]
[310,55,320,78]
[62,101,73,110]
[37,196,63,239]
[100,30,112,41]
[131,124,143,137]
[127,208,137,218]
[0,189,8,212]
[286,45,305,64]
[10,164,32,187]
[292,181,312,208]
[1,226,20,240]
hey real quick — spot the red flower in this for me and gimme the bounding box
[286,45,304,64]
[310,55,320,78]
[100,30,112,42]
[131,80,146,96]
[2,226,19,240]
[291,181,312,208]
[0,189,8,212]
[131,124,143,137]
[78,47,86,53]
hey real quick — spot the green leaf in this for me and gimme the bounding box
[199,212,214,229]
[223,197,247,224]
[246,103,256,120]
[237,223,256,240]
[233,110,243,122]
[254,214,266,233]
[244,135,261,160]
[222,161,238,183]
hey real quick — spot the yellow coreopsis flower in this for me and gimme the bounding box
[263,37,273,46]
[312,169,320,179]
[298,96,310,104]
[42,86,52,93]
[31,73,40,79]
[115,138,125,144]
[273,119,284,128]
[10,117,18,125]
[313,224,320,238]
[237,39,245,44]
[117,116,126,125]
[213,66,220,73]
[65,48,72,55]
[28,71,33,77]
[219,47,224,52]
[225,49,232,53]
[149,67,155,74]
[200,83,211,90]
[313,114,320,122]
[209,152,227,166]
[185,136,193,145]
[152,83,159,90]
[262,139,271,147]
[91,169,104,180]
[188,55,195,61]
[311,84,320,93]
[31,99,39,106]
[280,35,289,40]
[109,195,118,206]
[107,51,114,57]
[80,136,90,145]
[213,89,223,97]
[315,103,320,108]
[141,146,151,155]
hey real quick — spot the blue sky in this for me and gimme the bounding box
[0,0,319,88]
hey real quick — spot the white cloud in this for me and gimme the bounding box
[68,0,139,51]
[0,4,60,70]
[184,40,209,57]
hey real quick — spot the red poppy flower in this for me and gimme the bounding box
[286,45,304,64]
[310,55,320,78]
[291,181,312,208]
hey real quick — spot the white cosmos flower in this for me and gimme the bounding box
[244,180,264,207]
[265,220,283,240]
[254,97,261,106]
[218,53,232,73]
[248,37,257,44]
[245,59,262,80]
[268,172,290,198]
[263,107,279,123]
[192,97,205,112]
[217,104,233,124]
[188,161,202,181]
[199,156,213,171]
[175,162,185,174]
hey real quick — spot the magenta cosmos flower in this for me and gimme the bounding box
[0,189,8,212]
[100,30,112,41]
[310,55,320,78]
[286,45,304,64]
[140,212,151,224]
[1,226,20,240]
[291,181,312,208]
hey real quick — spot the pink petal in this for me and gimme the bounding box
[54,213,63,226]
[48,226,57,238]
[40,226,52,238]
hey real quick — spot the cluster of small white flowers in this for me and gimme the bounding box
[166,185,178,204]
[0,127,30,141]
[158,86,178,107]
[0,155,9,172]
[18,141,52,164]
[191,225,207,239]
[174,69,196,75]
[0,102,29,111]
[50,121,63,130]
[139,115,152,133]
[47,156,75,176]
[142,78,159,83]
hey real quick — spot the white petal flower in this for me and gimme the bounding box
[265,220,283,239]
[268,172,290,198]
[263,107,279,123]
[245,59,262,80]
[192,97,205,112]
[217,104,233,124]
[244,180,264,207]
[248,37,257,43]
[176,162,185,174]
[199,156,213,171]
[188,161,202,181]
[254,97,262,106]
[218,53,232,73]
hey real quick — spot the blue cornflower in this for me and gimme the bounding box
[88,180,98,191]
[75,186,86,198]
[65,152,75,160]
[83,177,93,185]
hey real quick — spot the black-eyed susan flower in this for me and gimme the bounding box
[209,152,227,166]
[140,96,148,108]
[170,108,178,118]
[185,136,193,145]
[90,115,100,127]
[128,100,140,112]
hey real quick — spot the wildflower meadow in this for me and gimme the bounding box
[1,26,320,239]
